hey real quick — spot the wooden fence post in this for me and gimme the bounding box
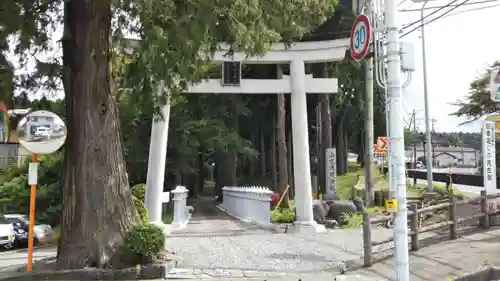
[362,211,372,267]
[480,190,490,229]
[410,204,419,251]
[449,195,457,240]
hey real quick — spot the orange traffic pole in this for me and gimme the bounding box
[26,153,38,272]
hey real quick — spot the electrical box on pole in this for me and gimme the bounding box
[400,41,415,72]
[221,61,241,86]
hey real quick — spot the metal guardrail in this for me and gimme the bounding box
[381,167,498,188]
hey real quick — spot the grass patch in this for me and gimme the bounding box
[340,206,383,228]
[407,182,468,200]
[336,163,365,200]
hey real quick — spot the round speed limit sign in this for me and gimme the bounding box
[350,14,372,61]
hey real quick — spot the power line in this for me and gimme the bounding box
[399,0,498,11]
[400,0,472,39]
[401,0,464,31]
[440,2,500,17]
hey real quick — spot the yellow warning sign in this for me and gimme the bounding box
[385,199,398,213]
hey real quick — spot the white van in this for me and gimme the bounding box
[0,216,15,249]
[34,127,52,139]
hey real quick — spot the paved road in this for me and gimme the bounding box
[414,179,499,197]
[0,247,56,272]
[414,167,478,175]
[19,136,65,154]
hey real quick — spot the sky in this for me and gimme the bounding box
[6,1,500,133]
[396,0,500,133]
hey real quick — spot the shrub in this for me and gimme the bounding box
[271,207,296,223]
[133,196,149,222]
[0,152,63,226]
[131,184,146,202]
[122,223,165,264]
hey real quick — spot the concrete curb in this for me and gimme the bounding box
[451,265,500,281]
[215,204,302,234]
[215,205,279,231]
[0,259,178,281]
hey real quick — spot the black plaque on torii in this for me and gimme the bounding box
[221,61,241,86]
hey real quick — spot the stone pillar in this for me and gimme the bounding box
[289,60,325,232]
[171,186,189,230]
[145,97,171,224]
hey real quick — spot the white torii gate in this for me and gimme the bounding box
[145,38,349,232]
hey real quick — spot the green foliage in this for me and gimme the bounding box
[0,153,63,226]
[450,61,500,123]
[271,207,296,223]
[129,184,148,222]
[331,60,387,156]
[133,196,149,223]
[340,207,382,228]
[336,163,365,200]
[116,0,339,104]
[122,223,165,265]
[131,184,146,202]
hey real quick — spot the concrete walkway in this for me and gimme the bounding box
[166,226,500,280]
[165,197,395,278]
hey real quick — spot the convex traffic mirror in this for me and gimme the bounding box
[17,110,67,154]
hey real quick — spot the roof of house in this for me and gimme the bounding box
[434,152,458,158]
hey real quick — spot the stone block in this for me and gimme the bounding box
[325,200,357,223]
[312,200,328,223]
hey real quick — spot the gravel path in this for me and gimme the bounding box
[166,198,394,273]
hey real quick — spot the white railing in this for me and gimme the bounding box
[171,186,192,230]
[221,186,274,227]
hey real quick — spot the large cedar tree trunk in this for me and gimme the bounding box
[318,63,332,195]
[259,128,267,177]
[58,0,138,269]
[336,122,348,175]
[215,96,238,201]
[270,114,277,191]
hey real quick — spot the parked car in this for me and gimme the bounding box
[34,127,52,140]
[0,216,15,249]
[3,214,56,247]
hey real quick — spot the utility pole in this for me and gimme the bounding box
[385,87,396,199]
[420,0,434,193]
[385,0,410,279]
[364,1,374,207]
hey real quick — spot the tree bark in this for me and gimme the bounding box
[270,114,277,191]
[337,122,348,175]
[286,130,293,198]
[277,93,289,207]
[319,63,332,194]
[259,127,266,177]
[215,96,238,201]
[58,0,138,269]
[320,95,332,190]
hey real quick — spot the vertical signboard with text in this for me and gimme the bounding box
[482,120,497,190]
[325,148,337,199]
